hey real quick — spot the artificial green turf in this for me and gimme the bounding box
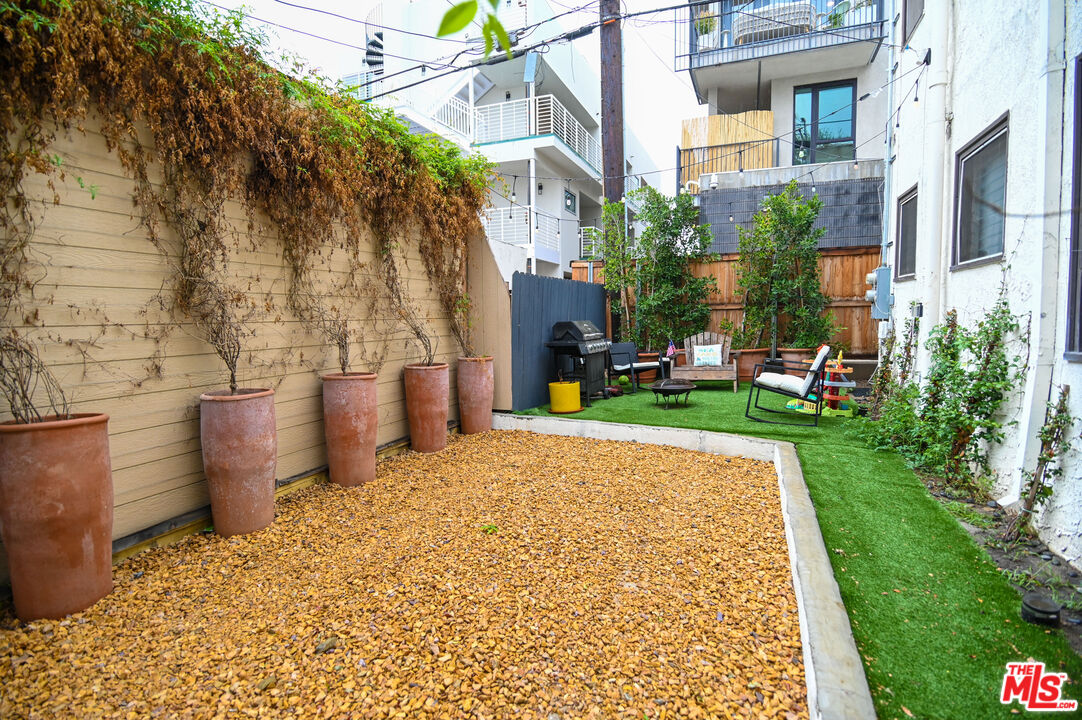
[519,383,1082,720]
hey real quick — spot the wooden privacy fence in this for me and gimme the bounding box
[571,246,881,355]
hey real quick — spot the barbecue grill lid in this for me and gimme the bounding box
[552,320,603,341]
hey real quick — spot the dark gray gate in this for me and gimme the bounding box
[511,272,607,411]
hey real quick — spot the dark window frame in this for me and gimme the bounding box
[952,113,1009,270]
[903,0,924,43]
[792,79,857,165]
[564,189,578,216]
[895,184,918,281]
[1066,55,1082,361]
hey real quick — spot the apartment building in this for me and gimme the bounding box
[349,0,649,283]
[674,0,888,260]
[885,0,1082,566]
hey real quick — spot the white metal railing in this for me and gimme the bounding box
[535,212,559,253]
[579,226,602,258]
[479,205,559,254]
[342,70,381,101]
[433,96,471,138]
[473,95,601,174]
[537,95,602,173]
[481,205,530,247]
[624,175,643,211]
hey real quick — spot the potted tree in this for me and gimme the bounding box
[319,312,380,487]
[0,335,114,620]
[736,180,836,371]
[630,187,717,379]
[193,293,277,538]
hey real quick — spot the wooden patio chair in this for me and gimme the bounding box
[670,331,738,392]
[745,345,832,427]
[607,342,662,392]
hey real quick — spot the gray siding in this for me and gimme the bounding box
[698,177,883,254]
[511,272,607,411]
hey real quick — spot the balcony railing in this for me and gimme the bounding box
[432,96,471,138]
[676,138,780,192]
[479,205,560,255]
[473,95,602,174]
[579,226,602,259]
[675,0,885,72]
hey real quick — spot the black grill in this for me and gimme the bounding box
[546,320,611,406]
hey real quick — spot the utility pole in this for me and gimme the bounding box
[600,0,624,206]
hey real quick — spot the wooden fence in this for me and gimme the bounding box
[571,246,881,355]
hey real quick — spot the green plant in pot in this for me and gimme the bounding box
[630,186,717,353]
[735,180,837,365]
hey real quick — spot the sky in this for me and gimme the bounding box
[202,0,705,192]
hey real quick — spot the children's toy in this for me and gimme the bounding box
[785,351,856,417]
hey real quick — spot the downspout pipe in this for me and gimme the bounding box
[925,0,951,335]
[1008,0,1066,507]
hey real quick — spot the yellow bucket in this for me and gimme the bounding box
[548,381,582,413]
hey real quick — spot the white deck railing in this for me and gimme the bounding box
[579,226,602,259]
[479,206,559,254]
[432,96,471,138]
[473,95,601,174]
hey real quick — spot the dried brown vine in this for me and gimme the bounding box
[0,0,491,404]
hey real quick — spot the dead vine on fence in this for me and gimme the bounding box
[0,0,492,406]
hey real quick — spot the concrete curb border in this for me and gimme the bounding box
[492,414,875,720]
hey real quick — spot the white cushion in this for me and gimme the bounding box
[755,372,806,395]
[612,362,659,372]
[694,344,722,366]
[799,345,832,396]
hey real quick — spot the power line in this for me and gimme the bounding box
[271,0,473,43]
[200,1,477,69]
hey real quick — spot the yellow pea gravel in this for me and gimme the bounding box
[0,430,807,719]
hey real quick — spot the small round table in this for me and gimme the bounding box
[650,379,695,409]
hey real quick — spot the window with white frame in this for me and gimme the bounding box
[896,187,917,279]
[954,117,1008,266]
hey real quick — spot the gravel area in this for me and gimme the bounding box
[0,430,807,719]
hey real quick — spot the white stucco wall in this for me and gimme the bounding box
[886,0,1081,567]
[770,60,888,168]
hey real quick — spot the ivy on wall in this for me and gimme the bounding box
[0,0,492,403]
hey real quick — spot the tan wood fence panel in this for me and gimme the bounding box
[570,246,881,354]
[2,116,477,546]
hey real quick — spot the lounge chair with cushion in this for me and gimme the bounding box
[607,343,662,392]
[670,331,738,392]
[745,345,831,426]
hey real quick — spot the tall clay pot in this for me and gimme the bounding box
[200,388,277,537]
[779,348,814,365]
[735,348,769,381]
[322,372,378,487]
[0,413,113,620]
[404,363,449,453]
[457,356,494,435]
[637,351,660,383]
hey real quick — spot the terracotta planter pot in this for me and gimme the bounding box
[0,413,113,620]
[404,363,449,453]
[637,351,660,383]
[457,357,494,435]
[779,348,814,365]
[200,388,277,537]
[322,373,378,487]
[735,348,770,381]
